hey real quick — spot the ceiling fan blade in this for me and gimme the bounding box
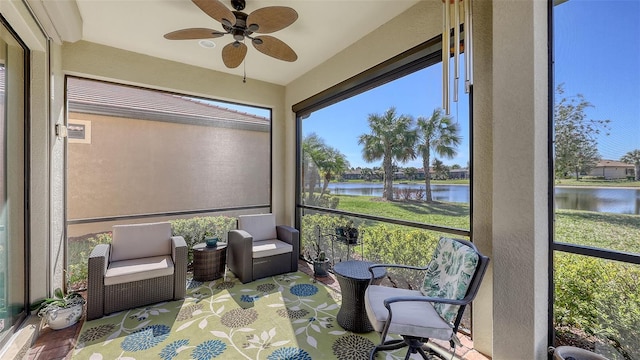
[164,28,226,40]
[222,42,247,68]
[252,35,297,62]
[246,6,298,34]
[192,0,236,27]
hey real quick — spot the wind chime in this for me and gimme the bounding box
[442,0,473,115]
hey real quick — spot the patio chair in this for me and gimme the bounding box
[364,237,489,360]
[227,213,299,283]
[87,222,187,320]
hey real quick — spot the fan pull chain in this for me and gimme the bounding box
[243,59,247,83]
[242,43,247,83]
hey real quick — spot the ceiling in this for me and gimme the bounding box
[73,0,421,85]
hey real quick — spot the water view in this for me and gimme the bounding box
[327,183,640,215]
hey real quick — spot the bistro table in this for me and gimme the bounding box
[192,242,227,282]
[333,260,386,333]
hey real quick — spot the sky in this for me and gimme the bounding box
[216,0,639,170]
[303,60,470,169]
[554,0,640,162]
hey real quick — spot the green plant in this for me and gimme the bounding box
[170,216,237,262]
[317,250,326,262]
[67,232,112,290]
[170,216,236,250]
[303,228,326,262]
[30,288,85,318]
[554,253,640,359]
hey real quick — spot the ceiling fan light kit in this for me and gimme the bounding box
[165,0,298,69]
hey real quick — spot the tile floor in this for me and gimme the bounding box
[23,261,490,360]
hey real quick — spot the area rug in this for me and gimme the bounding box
[71,271,411,360]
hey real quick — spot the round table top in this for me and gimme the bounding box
[193,242,227,251]
[333,260,386,281]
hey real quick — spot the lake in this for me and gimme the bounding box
[326,183,640,215]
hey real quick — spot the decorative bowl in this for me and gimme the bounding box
[205,237,219,248]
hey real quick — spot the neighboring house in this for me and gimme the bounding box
[587,160,635,180]
[449,168,470,179]
[342,169,363,180]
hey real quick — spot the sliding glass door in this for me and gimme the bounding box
[0,16,27,348]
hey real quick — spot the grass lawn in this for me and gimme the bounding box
[555,178,640,187]
[335,194,640,252]
[336,194,470,230]
[555,209,640,253]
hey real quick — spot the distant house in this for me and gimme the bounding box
[342,169,363,180]
[587,160,634,180]
[449,168,470,179]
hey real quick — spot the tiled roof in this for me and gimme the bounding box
[596,160,634,167]
[67,77,269,129]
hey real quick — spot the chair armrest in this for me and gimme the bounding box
[276,225,299,245]
[87,243,110,320]
[171,236,188,299]
[228,229,254,283]
[368,263,428,284]
[89,244,110,276]
[276,225,300,272]
[171,235,187,263]
[383,295,469,309]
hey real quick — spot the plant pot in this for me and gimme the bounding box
[313,259,331,277]
[43,303,84,330]
[205,237,219,248]
[550,346,609,360]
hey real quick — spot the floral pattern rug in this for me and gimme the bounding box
[71,271,413,360]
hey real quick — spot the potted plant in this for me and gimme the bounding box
[306,240,330,277]
[31,288,85,330]
[335,220,359,245]
[203,231,219,248]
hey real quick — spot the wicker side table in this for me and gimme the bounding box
[334,260,386,333]
[192,243,227,282]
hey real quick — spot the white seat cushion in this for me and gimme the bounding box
[252,239,293,258]
[238,214,277,242]
[111,222,172,262]
[365,284,454,340]
[105,255,174,286]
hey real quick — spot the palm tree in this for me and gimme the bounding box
[358,107,417,200]
[621,149,640,181]
[416,108,461,201]
[432,158,449,180]
[302,133,325,199]
[316,146,350,196]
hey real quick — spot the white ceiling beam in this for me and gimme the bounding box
[26,0,82,44]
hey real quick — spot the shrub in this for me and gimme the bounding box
[67,216,238,290]
[170,216,237,250]
[554,253,640,359]
[301,214,441,289]
[304,194,340,208]
[67,232,112,290]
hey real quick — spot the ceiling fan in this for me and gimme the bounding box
[164,0,298,69]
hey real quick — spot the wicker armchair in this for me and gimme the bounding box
[87,222,187,321]
[227,214,299,283]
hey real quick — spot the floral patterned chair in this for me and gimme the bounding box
[364,237,489,360]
